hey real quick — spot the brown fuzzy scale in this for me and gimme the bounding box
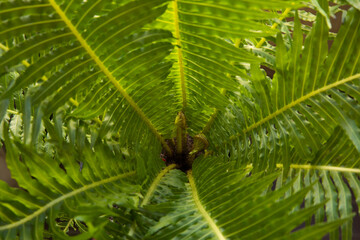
[161,135,204,172]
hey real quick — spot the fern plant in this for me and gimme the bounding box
[0,0,360,239]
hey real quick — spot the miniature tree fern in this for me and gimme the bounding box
[0,0,360,239]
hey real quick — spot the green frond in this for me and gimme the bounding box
[212,2,360,169]
[1,0,359,239]
[0,0,175,151]
[273,126,360,240]
[138,157,345,239]
[0,128,138,239]
[152,0,303,134]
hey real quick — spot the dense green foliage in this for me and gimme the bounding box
[0,0,360,239]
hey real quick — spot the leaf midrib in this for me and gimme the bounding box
[48,0,171,153]
[173,0,187,110]
[141,164,176,207]
[226,73,360,142]
[276,163,360,173]
[188,170,226,240]
[0,171,135,231]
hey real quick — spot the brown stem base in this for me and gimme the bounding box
[161,135,204,172]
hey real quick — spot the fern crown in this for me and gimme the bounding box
[0,0,360,239]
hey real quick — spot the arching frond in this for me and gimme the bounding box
[1,0,359,239]
[211,2,360,170]
[138,157,347,239]
[273,126,360,240]
[0,127,137,239]
[0,0,175,151]
[151,0,303,134]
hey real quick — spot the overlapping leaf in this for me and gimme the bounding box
[1,0,359,239]
[210,1,360,171]
[274,126,360,240]
[135,157,346,239]
[0,125,138,239]
[0,0,175,149]
[150,0,304,134]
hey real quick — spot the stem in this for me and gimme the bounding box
[175,111,187,154]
